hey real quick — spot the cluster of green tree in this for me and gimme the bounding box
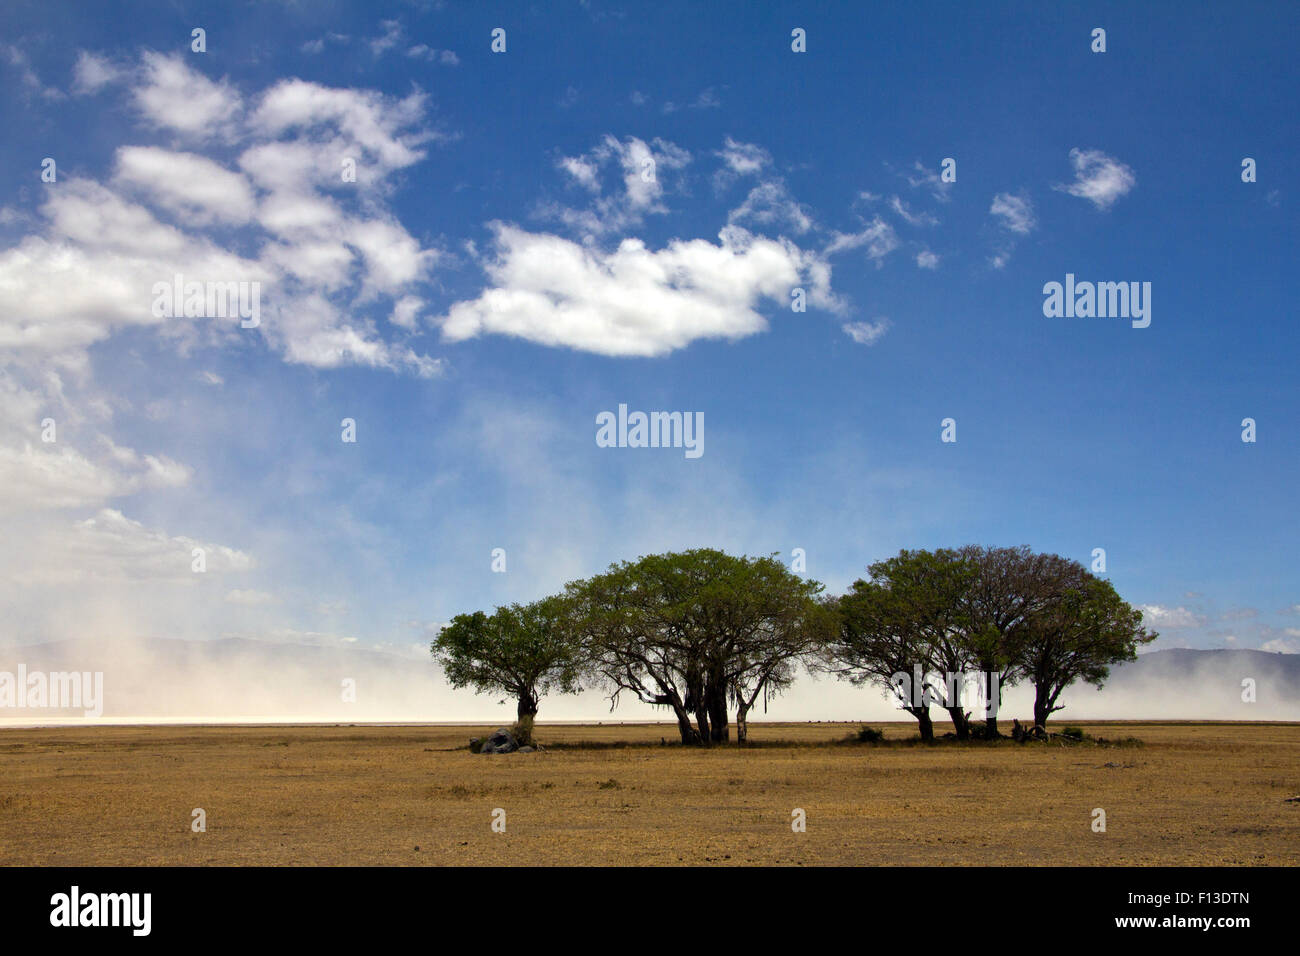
[431,545,1156,745]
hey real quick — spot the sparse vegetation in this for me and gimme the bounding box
[0,722,1292,866]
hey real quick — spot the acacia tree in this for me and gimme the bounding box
[821,550,976,741]
[431,595,584,720]
[567,549,825,745]
[1018,575,1156,728]
[719,561,836,742]
[955,545,1085,737]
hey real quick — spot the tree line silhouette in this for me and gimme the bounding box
[432,545,1156,745]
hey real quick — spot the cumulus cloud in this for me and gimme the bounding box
[0,55,443,378]
[1055,148,1136,209]
[440,223,834,357]
[0,179,273,358]
[114,147,257,226]
[134,51,242,137]
[916,249,939,269]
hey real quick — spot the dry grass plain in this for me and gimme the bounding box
[1,721,1296,866]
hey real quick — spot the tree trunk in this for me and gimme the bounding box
[983,672,1000,737]
[1033,686,1059,730]
[908,706,934,743]
[693,704,711,745]
[675,710,701,745]
[946,706,969,739]
[516,693,538,720]
[735,702,749,743]
[707,681,729,743]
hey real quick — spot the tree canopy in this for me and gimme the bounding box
[566,549,828,744]
[432,595,584,719]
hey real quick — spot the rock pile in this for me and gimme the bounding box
[470,728,537,754]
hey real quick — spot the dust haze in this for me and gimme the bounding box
[1,637,1294,726]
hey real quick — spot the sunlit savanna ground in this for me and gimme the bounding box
[1,721,1296,865]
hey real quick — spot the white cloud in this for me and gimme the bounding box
[842,319,890,346]
[546,135,691,236]
[440,223,835,357]
[1056,148,1136,209]
[134,52,242,138]
[824,217,899,263]
[72,51,124,95]
[389,295,423,330]
[248,79,431,174]
[905,160,952,202]
[407,45,459,65]
[558,155,601,192]
[114,147,257,226]
[990,192,1036,234]
[888,195,938,227]
[16,508,251,585]
[716,137,771,179]
[1140,605,1207,628]
[662,88,721,113]
[0,179,273,358]
[728,181,814,235]
[0,62,444,377]
[370,20,404,56]
[916,249,939,269]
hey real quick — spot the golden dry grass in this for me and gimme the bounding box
[1,721,1296,865]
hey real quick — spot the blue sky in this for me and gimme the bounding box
[0,0,1296,708]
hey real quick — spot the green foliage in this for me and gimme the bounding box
[1061,726,1085,740]
[431,595,584,720]
[855,726,885,743]
[566,548,829,745]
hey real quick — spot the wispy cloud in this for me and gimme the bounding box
[842,318,890,346]
[989,191,1036,234]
